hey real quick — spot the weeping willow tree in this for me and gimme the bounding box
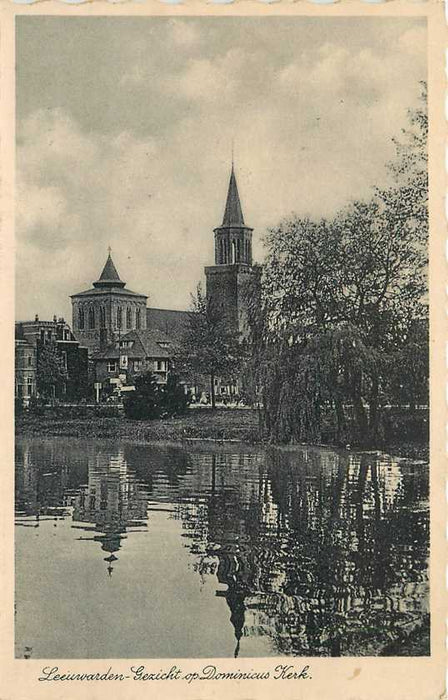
[247,85,428,446]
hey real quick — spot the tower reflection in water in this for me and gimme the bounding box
[15,439,429,657]
[72,450,150,576]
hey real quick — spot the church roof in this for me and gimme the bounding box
[93,252,126,289]
[146,307,190,341]
[70,287,147,299]
[99,253,121,282]
[222,166,245,228]
[71,250,148,298]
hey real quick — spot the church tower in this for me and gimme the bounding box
[71,251,148,354]
[205,165,259,338]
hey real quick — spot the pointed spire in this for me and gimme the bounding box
[222,166,245,228]
[93,250,126,288]
[99,252,121,282]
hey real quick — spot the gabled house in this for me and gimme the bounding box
[92,328,173,398]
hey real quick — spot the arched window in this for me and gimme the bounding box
[126,307,132,329]
[117,307,122,329]
[79,307,85,330]
[88,307,95,330]
[231,240,236,264]
[136,308,141,329]
[100,306,106,329]
[237,239,241,262]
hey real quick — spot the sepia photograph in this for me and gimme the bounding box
[13,12,432,665]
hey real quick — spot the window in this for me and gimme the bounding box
[117,307,122,329]
[107,360,117,373]
[27,379,33,397]
[79,308,85,330]
[100,307,106,329]
[155,360,167,372]
[27,355,32,367]
[119,355,128,370]
[135,309,141,329]
[231,240,236,264]
[40,329,45,342]
[126,307,132,329]
[61,351,68,369]
[89,307,95,330]
[134,360,141,372]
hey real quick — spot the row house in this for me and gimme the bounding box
[15,316,89,402]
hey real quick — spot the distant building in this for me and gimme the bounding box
[67,162,259,401]
[15,316,89,401]
[205,164,260,339]
[71,253,190,354]
[93,328,172,399]
[70,252,148,355]
[15,339,37,406]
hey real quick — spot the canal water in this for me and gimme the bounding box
[15,437,429,659]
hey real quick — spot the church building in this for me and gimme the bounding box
[71,253,148,355]
[205,164,259,340]
[69,162,258,400]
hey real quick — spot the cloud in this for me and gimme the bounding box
[169,19,200,47]
[172,48,247,103]
[16,18,427,323]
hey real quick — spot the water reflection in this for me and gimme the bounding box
[15,438,429,658]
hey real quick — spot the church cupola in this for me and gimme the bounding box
[93,250,126,289]
[214,165,253,266]
[71,248,148,354]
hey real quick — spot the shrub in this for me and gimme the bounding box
[28,396,47,416]
[124,372,161,420]
[159,373,191,417]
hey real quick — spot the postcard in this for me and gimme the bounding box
[0,2,445,699]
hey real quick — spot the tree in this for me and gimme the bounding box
[176,283,241,409]
[37,340,68,400]
[159,372,190,417]
[123,372,160,420]
[249,85,428,446]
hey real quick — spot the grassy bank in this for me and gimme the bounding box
[16,408,262,444]
[16,407,429,459]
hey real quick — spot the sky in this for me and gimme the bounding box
[16,16,427,322]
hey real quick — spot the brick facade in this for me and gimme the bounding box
[71,253,148,355]
[205,167,260,340]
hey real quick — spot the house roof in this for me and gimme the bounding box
[93,329,171,360]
